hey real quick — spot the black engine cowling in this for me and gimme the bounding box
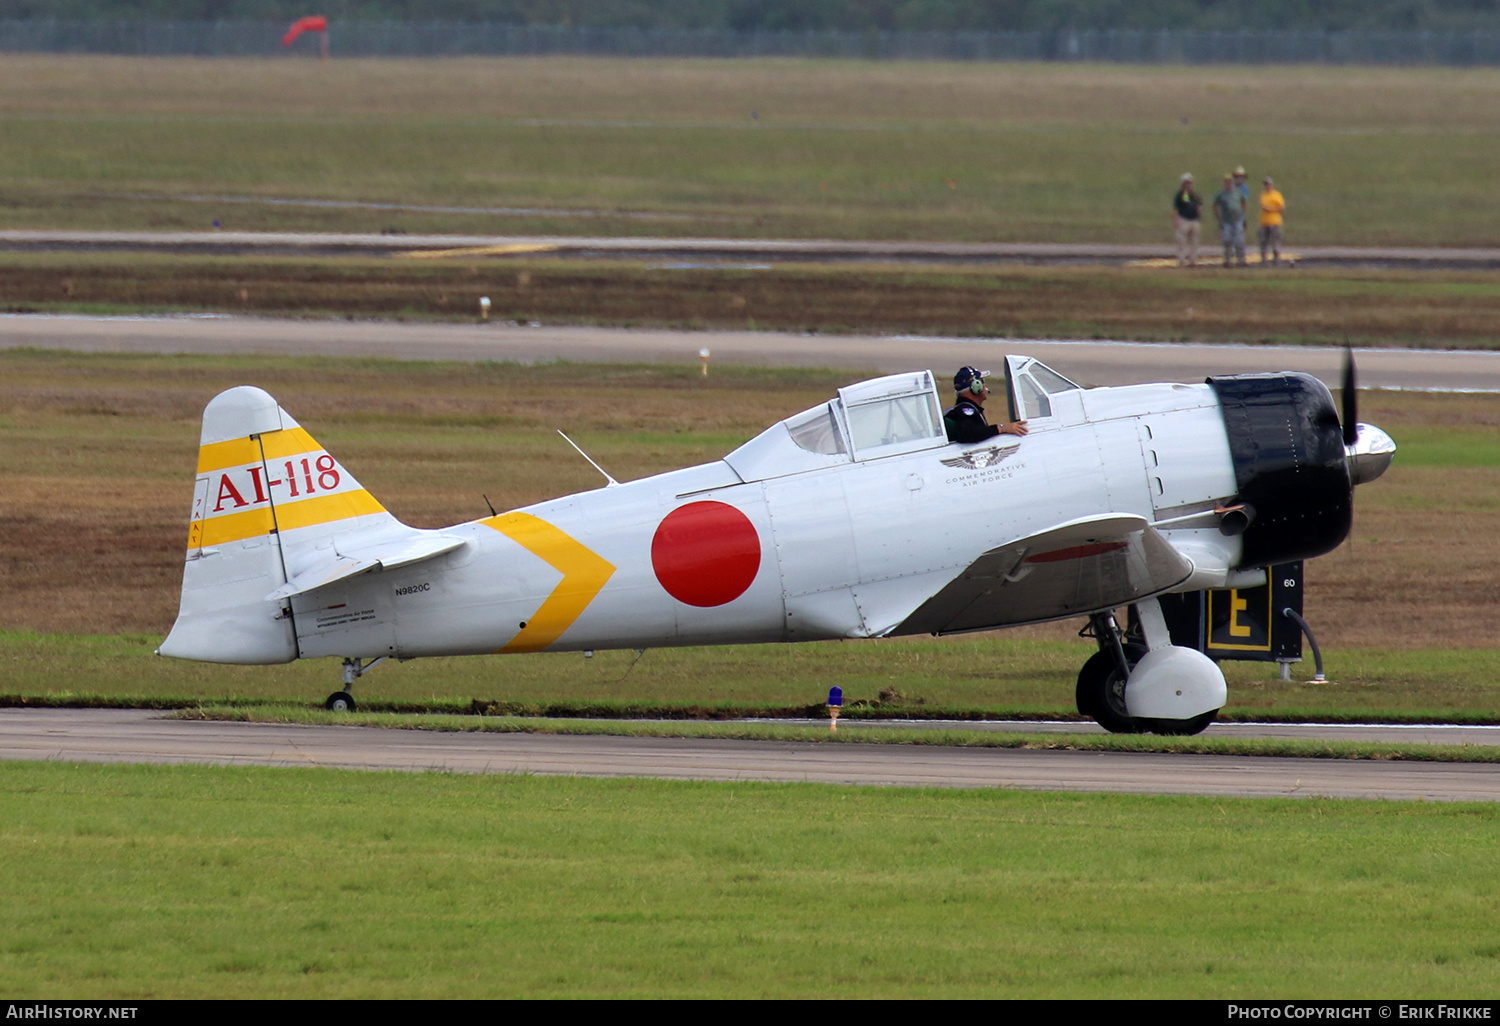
[1208,372,1352,569]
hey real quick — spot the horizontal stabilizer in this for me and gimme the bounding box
[894,513,1193,636]
[266,532,466,601]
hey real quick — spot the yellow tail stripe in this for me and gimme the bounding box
[196,427,322,474]
[195,506,276,548]
[188,490,385,550]
[275,490,387,531]
[259,427,321,461]
[482,511,616,653]
[196,437,261,475]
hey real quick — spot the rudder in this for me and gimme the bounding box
[158,385,395,664]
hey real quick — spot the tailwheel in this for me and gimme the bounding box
[1075,644,1145,734]
[325,691,356,712]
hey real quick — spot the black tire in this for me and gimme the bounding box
[1140,710,1218,736]
[1075,644,1145,734]
[325,691,356,712]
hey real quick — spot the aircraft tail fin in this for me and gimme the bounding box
[158,385,397,664]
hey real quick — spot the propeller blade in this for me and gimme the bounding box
[1341,344,1358,447]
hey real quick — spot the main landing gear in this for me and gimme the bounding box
[326,656,387,712]
[1076,601,1225,736]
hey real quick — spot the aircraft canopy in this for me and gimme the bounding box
[725,362,1082,482]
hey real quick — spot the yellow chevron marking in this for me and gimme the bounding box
[482,511,616,653]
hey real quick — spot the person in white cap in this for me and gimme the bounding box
[1172,173,1203,266]
[1233,165,1250,210]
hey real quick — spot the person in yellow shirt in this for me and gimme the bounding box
[1259,177,1287,266]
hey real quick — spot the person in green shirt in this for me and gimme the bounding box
[1213,173,1247,268]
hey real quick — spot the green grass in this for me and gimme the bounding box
[167,706,1500,764]
[7,630,1500,724]
[1387,426,1500,468]
[3,760,1499,998]
[3,56,1500,245]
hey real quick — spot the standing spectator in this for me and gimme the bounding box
[1233,166,1250,211]
[1213,174,1247,268]
[1258,177,1287,265]
[1173,173,1203,266]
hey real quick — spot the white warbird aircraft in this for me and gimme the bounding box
[158,354,1394,735]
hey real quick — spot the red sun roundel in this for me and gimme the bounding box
[651,501,761,607]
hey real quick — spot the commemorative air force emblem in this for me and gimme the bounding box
[940,444,1019,470]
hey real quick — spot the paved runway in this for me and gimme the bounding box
[3,314,1497,392]
[784,718,1500,746]
[5,709,1499,802]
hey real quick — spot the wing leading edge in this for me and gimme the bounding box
[893,513,1194,636]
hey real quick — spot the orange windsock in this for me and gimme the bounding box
[281,16,328,46]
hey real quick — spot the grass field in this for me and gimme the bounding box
[3,761,1500,998]
[4,55,1498,1002]
[11,629,1500,723]
[1,350,1495,720]
[1,56,1498,244]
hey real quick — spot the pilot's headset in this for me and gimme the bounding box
[955,366,989,398]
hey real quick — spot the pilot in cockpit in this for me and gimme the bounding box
[944,366,1029,444]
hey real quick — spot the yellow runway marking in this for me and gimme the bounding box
[403,243,559,259]
[1129,252,1300,268]
[482,511,616,653]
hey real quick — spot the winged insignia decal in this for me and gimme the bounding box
[940,444,1020,470]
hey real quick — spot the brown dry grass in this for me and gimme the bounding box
[4,256,1500,348]
[0,351,1492,649]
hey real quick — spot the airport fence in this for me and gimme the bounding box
[2,21,1500,65]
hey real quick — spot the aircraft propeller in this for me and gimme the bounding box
[1341,344,1396,486]
[1341,343,1359,447]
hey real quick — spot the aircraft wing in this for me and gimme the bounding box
[265,532,467,601]
[892,513,1193,636]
